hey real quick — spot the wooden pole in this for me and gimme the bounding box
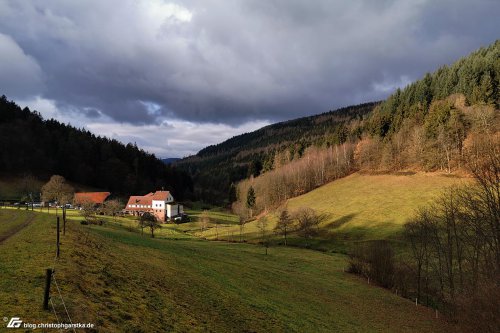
[43,268,52,310]
[63,207,66,236]
[56,217,60,258]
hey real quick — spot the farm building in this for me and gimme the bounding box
[124,190,183,222]
[73,192,111,206]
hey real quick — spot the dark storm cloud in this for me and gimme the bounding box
[0,0,498,126]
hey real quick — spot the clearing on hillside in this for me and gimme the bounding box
[194,172,468,252]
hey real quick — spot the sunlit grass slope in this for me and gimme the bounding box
[196,172,468,251]
[0,209,453,332]
[286,172,468,239]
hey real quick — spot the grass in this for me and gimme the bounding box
[286,172,468,237]
[0,208,454,332]
[186,172,468,252]
[0,208,34,236]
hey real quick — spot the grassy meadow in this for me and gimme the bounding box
[0,206,454,332]
[190,172,468,252]
[0,209,35,236]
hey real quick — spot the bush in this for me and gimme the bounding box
[367,241,394,288]
[347,241,395,288]
[454,279,500,333]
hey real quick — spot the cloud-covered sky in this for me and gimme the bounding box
[0,0,498,157]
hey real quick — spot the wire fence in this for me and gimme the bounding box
[47,213,77,333]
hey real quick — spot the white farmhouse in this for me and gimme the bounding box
[124,190,183,222]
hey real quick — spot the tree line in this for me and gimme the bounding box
[233,143,354,215]
[347,129,499,333]
[232,40,499,214]
[177,102,377,204]
[0,96,193,199]
[180,40,499,205]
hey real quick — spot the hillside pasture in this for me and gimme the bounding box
[0,209,454,332]
[193,172,468,252]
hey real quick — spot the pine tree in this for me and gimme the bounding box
[479,72,495,105]
[246,186,256,217]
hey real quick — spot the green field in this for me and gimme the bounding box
[0,209,34,236]
[0,208,453,332]
[190,172,468,252]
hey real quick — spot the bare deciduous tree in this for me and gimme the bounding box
[200,210,210,232]
[294,207,321,246]
[80,199,98,225]
[257,216,269,254]
[140,212,160,238]
[41,175,74,216]
[103,199,122,221]
[274,209,293,246]
[21,173,38,211]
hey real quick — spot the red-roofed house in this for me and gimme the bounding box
[74,192,111,206]
[124,190,183,222]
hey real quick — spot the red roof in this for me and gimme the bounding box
[74,192,111,204]
[125,191,171,210]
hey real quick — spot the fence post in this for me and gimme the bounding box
[57,217,60,258]
[63,207,66,236]
[43,268,52,310]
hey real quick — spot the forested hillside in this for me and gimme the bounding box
[179,40,499,206]
[0,97,193,199]
[177,102,379,204]
[232,40,499,215]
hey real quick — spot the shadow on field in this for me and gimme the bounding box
[325,213,357,229]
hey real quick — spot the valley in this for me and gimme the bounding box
[0,207,453,332]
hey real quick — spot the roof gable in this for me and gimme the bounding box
[126,190,173,208]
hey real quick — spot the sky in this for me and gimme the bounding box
[0,0,498,158]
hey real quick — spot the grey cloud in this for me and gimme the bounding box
[0,33,43,98]
[0,0,498,128]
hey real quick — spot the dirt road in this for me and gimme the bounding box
[0,213,35,244]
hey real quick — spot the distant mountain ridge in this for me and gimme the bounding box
[196,102,379,158]
[177,101,380,203]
